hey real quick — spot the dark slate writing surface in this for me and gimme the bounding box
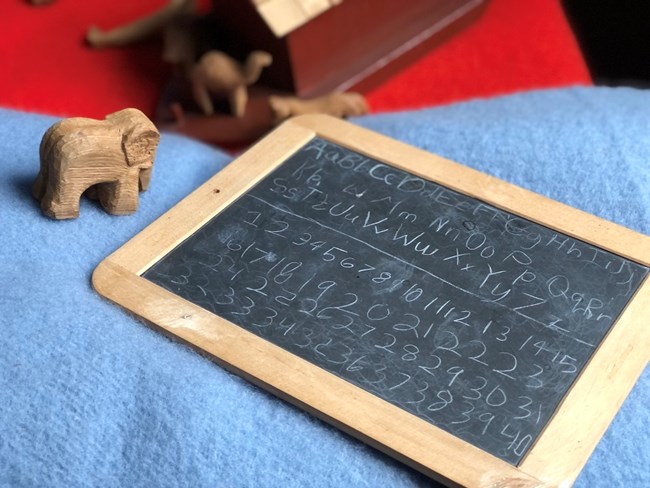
[143,137,648,465]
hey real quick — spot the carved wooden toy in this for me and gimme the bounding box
[191,50,273,117]
[268,92,368,124]
[32,108,160,220]
[86,0,194,47]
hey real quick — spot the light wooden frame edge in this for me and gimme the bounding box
[93,114,650,488]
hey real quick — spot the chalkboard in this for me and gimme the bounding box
[142,136,648,465]
[97,116,650,485]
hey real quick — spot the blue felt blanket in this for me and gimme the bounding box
[0,87,648,487]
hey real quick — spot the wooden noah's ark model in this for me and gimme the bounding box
[212,0,490,96]
[156,0,489,145]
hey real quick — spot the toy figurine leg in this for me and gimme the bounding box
[191,77,214,116]
[40,180,85,220]
[139,167,152,191]
[229,85,248,117]
[97,176,139,215]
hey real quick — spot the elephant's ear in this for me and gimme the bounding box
[107,108,159,166]
[123,127,161,167]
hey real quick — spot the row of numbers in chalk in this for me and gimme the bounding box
[184,235,580,385]
[227,228,575,353]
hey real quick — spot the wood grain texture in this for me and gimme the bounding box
[94,114,650,487]
[33,108,159,219]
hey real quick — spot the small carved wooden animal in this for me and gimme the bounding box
[33,108,160,220]
[86,0,201,74]
[191,50,273,117]
[86,0,195,48]
[268,92,369,124]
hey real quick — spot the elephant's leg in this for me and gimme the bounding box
[97,175,140,215]
[34,124,60,201]
[139,167,153,191]
[40,178,86,219]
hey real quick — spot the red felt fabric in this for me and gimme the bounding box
[366,0,592,111]
[1,0,590,119]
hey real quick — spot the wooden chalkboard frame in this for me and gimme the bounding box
[93,115,650,487]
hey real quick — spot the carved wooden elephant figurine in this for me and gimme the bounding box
[32,108,160,219]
